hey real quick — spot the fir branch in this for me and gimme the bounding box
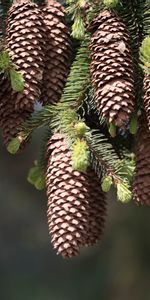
[60,36,90,107]
[85,130,133,202]
[20,105,54,139]
[85,130,121,182]
[66,0,87,39]
[85,130,134,184]
[50,108,79,146]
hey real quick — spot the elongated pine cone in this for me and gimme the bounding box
[40,0,72,105]
[89,10,135,128]
[133,122,150,205]
[5,0,46,111]
[46,133,107,258]
[143,73,150,129]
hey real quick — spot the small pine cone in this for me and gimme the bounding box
[5,0,46,111]
[0,74,30,149]
[40,0,72,105]
[0,95,30,146]
[89,10,135,128]
[46,133,107,258]
[143,73,150,129]
[133,121,150,205]
[0,59,30,149]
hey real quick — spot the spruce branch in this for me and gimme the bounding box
[18,105,54,142]
[66,0,87,39]
[85,130,134,202]
[85,130,121,182]
[60,36,90,107]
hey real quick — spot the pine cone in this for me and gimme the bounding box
[133,121,150,205]
[89,10,135,128]
[0,75,29,147]
[143,73,150,130]
[40,0,72,105]
[46,133,107,258]
[5,0,46,111]
[0,94,30,146]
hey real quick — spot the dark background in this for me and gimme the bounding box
[0,133,150,300]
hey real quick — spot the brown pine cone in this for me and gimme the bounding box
[46,133,107,258]
[0,75,29,147]
[5,0,46,111]
[0,93,30,146]
[89,10,135,128]
[40,0,72,105]
[143,73,150,130]
[133,121,150,205]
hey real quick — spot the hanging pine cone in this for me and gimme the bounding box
[0,73,29,147]
[0,69,32,147]
[0,100,30,146]
[143,73,150,129]
[46,133,107,258]
[89,10,135,128]
[133,121,150,205]
[5,0,46,111]
[40,0,72,105]
[0,77,30,146]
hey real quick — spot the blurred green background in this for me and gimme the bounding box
[0,133,150,300]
